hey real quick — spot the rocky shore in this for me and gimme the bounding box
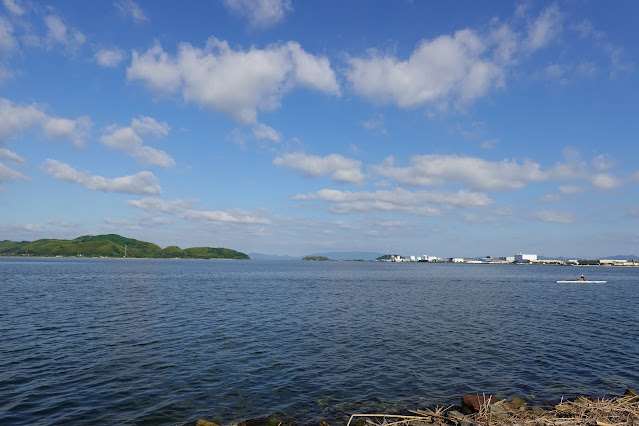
[193,388,639,426]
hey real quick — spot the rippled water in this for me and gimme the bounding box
[1,258,638,424]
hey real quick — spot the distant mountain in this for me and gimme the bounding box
[0,234,250,260]
[603,254,639,260]
[307,251,385,261]
[248,253,301,261]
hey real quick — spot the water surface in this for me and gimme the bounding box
[1,258,637,424]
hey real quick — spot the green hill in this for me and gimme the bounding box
[0,234,250,260]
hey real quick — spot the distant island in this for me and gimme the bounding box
[0,234,250,260]
[302,256,330,261]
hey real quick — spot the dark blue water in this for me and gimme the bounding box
[1,258,638,424]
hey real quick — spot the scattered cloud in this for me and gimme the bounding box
[126,38,339,138]
[0,16,17,53]
[362,114,387,135]
[3,0,25,16]
[182,208,270,225]
[293,187,493,215]
[0,159,27,183]
[480,138,499,149]
[591,173,621,190]
[540,193,561,203]
[374,154,545,191]
[0,98,90,148]
[273,152,365,184]
[559,185,584,195]
[532,209,575,224]
[41,159,162,195]
[44,15,86,51]
[127,196,195,214]
[222,0,292,28]
[101,116,175,167]
[523,4,562,53]
[95,48,126,67]
[114,0,148,23]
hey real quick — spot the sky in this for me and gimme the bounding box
[1,0,638,258]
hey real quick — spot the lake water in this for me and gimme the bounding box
[1,258,638,424]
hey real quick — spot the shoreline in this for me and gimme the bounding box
[193,389,639,426]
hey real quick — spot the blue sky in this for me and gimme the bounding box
[1,0,638,258]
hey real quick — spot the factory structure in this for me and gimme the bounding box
[378,252,638,266]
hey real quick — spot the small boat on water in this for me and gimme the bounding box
[557,274,605,284]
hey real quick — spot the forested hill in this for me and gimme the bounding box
[0,234,250,260]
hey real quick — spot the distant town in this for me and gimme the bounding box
[378,253,639,266]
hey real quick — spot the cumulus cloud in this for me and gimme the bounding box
[293,187,492,215]
[591,173,621,190]
[223,0,292,28]
[41,159,161,195]
[374,154,546,191]
[44,15,86,51]
[532,209,575,224]
[101,116,175,167]
[95,48,126,67]
[126,38,339,138]
[114,0,148,23]
[0,98,90,147]
[273,152,365,184]
[346,29,503,109]
[345,5,564,110]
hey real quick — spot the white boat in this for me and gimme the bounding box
[556,280,606,284]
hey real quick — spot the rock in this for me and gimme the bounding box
[196,420,220,426]
[446,410,478,426]
[461,394,503,413]
[530,405,545,414]
[507,397,527,410]
[487,403,509,419]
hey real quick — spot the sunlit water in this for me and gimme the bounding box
[1,258,638,424]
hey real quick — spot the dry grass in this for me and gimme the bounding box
[347,392,639,426]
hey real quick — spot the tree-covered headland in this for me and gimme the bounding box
[0,234,250,260]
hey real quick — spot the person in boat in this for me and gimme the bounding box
[579,274,586,281]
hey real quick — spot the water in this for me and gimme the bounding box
[1,258,638,424]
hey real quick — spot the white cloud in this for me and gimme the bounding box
[252,122,281,142]
[0,147,24,164]
[273,152,365,184]
[591,173,621,190]
[540,193,561,203]
[127,197,194,214]
[374,154,545,191]
[362,114,387,135]
[43,116,91,148]
[223,0,292,28]
[182,208,270,225]
[101,116,175,167]
[95,48,126,68]
[293,187,492,215]
[3,0,25,16]
[480,138,499,149]
[127,39,339,137]
[41,159,162,195]
[0,160,26,183]
[532,209,575,224]
[523,4,562,52]
[0,98,91,147]
[44,15,86,51]
[559,185,584,195]
[0,15,17,53]
[114,0,148,23]
[346,29,503,109]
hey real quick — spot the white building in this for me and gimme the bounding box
[515,253,537,262]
